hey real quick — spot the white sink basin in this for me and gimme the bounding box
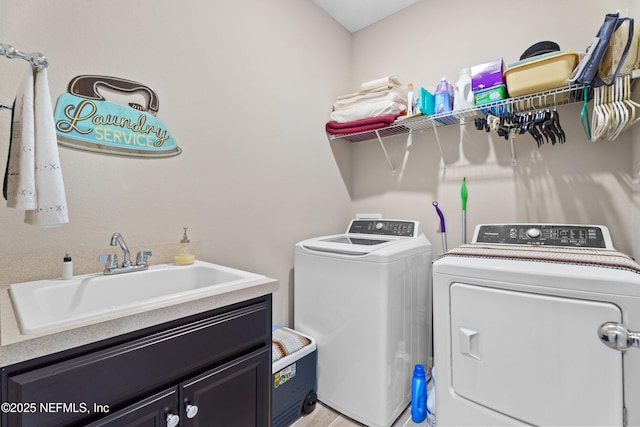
[9,260,266,335]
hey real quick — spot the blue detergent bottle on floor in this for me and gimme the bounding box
[411,364,427,423]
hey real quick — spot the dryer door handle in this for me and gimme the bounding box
[598,322,640,351]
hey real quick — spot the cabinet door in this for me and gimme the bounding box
[450,283,624,426]
[85,388,179,427]
[181,347,271,427]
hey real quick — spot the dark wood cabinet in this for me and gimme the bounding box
[1,295,272,427]
[85,388,179,427]
[181,347,270,427]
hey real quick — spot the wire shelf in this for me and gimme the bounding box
[328,83,586,143]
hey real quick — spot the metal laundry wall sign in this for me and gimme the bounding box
[54,75,181,157]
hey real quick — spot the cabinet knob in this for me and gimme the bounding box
[186,404,199,418]
[166,413,180,427]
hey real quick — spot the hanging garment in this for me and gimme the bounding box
[5,68,68,226]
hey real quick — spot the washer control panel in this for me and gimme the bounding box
[473,224,611,248]
[348,220,417,237]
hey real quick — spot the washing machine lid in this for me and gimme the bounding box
[305,235,391,255]
[296,219,431,260]
[299,234,425,257]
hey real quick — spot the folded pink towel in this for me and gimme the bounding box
[325,114,400,135]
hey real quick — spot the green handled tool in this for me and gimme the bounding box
[461,177,468,244]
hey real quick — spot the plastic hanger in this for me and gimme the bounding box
[623,74,640,130]
[609,76,629,140]
[581,86,592,140]
[592,86,610,141]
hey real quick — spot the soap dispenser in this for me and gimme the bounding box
[175,227,195,265]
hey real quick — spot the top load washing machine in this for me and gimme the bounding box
[294,219,432,427]
[433,224,640,426]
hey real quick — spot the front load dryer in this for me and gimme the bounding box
[433,224,640,426]
[294,219,432,427]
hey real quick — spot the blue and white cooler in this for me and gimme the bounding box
[272,327,317,427]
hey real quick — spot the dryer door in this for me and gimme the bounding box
[450,283,623,426]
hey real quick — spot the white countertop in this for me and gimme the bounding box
[0,277,278,367]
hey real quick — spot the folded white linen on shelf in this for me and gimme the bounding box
[332,87,407,111]
[360,75,402,92]
[329,100,407,123]
[328,75,407,123]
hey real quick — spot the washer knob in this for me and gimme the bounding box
[375,222,384,230]
[526,228,541,238]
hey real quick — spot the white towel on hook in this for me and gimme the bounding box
[6,69,36,210]
[5,67,69,226]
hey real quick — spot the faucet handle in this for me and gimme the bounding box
[136,250,153,266]
[99,254,118,271]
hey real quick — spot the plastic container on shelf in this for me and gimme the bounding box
[453,68,474,111]
[471,58,505,92]
[503,50,579,97]
[474,84,507,106]
[419,87,435,116]
[407,83,415,115]
[434,78,453,114]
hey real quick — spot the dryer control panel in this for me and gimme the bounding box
[473,224,613,249]
[347,220,418,237]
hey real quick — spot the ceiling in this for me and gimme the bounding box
[313,0,421,32]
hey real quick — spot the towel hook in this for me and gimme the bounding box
[27,52,48,70]
[0,43,48,70]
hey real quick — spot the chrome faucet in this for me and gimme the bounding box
[100,232,152,275]
[110,232,131,267]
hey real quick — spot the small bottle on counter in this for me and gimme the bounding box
[62,253,73,280]
[175,227,195,265]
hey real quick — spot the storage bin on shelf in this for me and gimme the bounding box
[504,50,580,97]
[474,84,508,106]
[272,327,317,427]
[471,58,505,92]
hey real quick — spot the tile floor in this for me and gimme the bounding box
[291,402,427,427]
